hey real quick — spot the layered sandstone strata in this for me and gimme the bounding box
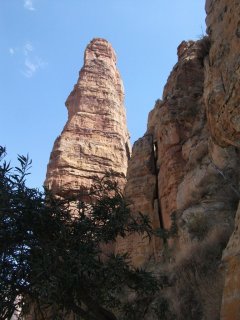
[45,38,130,196]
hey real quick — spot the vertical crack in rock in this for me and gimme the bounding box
[115,134,162,267]
[153,139,165,232]
[43,4,240,315]
[45,38,131,197]
[118,37,239,272]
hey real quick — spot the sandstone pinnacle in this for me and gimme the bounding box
[45,38,130,197]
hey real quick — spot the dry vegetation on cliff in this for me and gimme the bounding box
[169,226,232,320]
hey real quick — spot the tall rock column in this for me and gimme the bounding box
[45,38,130,196]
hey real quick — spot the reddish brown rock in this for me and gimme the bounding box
[117,40,209,265]
[204,1,240,319]
[145,40,213,237]
[115,134,161,267]
[204,0,240,147]
[221,203,240,320]
[43,2,240,315]
[120,37,239,268]
[119,0,240,312]
[45,38,130,196]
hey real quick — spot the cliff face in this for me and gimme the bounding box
[45,38,130,196]
[205,0,240,148]
[221,204,240,319]
[152,41,209,232]
[44,1,240,317]
[118,0,240,318]
[203,0,240,318]
[115,134,161,266]
[118,38,239,268]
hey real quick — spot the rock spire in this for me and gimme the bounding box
[45,38,130,196]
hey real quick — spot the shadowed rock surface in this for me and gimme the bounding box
[204,0,240,318]
[118,38,239,272]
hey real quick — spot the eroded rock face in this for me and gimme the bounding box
[203,1,240,318]
[44,3,240,315]
[115,134,161,267]
[154,40,208,231]
[45,38,130,196]
[119,37,239,268]
[116,40,206,264]
[221,203,240,319]
[204,0,240,147]
[118,0,240,314]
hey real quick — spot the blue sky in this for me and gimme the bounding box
[0,0,206,188]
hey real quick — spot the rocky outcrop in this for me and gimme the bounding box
[45,38,130,196]
[44,1,240,316]
[118,37,239,267]
[115,134,161,267]
[152,40,208,232]
[203,0,240,318]
[204,0,240,148]
[117,0,240,313]
[221,203,240,319]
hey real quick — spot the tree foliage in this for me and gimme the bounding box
[0,147,158,320]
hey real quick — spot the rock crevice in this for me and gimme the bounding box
[45,2,240,316]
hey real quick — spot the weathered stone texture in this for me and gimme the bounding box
[204,1,240,318]
[117,41,202,263]
[154,40,207,231]
[119,0,240,313]
[204,0,240,147]
[152,40,239,246]
[115,135,161,267]
[221,203,240,320]
[43,1,240,314]
[45,38,130,196]
[120,36,239,267]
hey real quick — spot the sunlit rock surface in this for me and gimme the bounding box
[45,38,130,196]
